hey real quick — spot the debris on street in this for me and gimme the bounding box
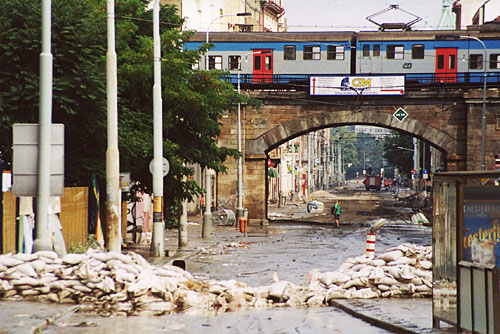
[0,243,432,316]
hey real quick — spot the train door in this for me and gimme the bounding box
[253,49,273,83]
[435,48,457,83]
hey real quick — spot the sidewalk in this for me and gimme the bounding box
[1,215,451,334]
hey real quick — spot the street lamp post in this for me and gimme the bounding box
[151,0,164,256]
[460,35,487,170]
[205,12,251,70]
[235,50,270,222]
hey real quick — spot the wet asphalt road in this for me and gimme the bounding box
[188,222,432,286]
[39,222,433,334]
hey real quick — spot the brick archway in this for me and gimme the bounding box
[215,89,500,225]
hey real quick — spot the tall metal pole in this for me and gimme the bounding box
[236,66,244,222]
[461,36,487,170]
[202,169,212,239]
[33,0,53,252]
[179,174,188,247]
[151,0,164,256]
[105,0,121,252]
[235,50,266,221]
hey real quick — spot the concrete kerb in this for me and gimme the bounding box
[329,300,419,334]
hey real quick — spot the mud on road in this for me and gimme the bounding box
[268,183,424,226]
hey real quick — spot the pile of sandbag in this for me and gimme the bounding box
[0,243,432,316]
[310,243,433,305]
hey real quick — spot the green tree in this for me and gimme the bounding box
[0,0,250,224]
[0,0,108,182]
[383,132,414,177]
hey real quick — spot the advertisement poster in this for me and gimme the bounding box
[309,76,405,96]
[463,187,500,267]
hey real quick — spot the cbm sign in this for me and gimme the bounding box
[12,124,64,197]
[310,76,405,96]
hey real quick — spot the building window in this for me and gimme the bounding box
[228,56,241,70]
[362,44,370,57]
[490,54,500,69]
[327,45,344,60]
[412,44,424,59]
[387,45,404,59]
[208,55,222,70]
[304,45,321,60]
[373,44,380,57]
[284,45,296,60]
[470,54,483,70]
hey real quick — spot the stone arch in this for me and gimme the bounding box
[246,110,459,156]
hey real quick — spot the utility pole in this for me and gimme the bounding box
[151,0,164,257]
[105,0,121,252]
[201,169,212,239]
[33,0,53,252]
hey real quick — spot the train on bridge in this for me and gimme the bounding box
[184,27,500,92]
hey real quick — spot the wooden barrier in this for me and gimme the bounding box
[1,187,89,254]
[60,187,88,249]
[2,191,16,254]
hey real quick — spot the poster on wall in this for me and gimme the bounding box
[463,187,500,267]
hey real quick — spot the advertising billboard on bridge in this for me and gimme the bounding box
[309,76,405,96]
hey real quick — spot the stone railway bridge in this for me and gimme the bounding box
[216,88,500,226]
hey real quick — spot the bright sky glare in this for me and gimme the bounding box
[284,0,444,31]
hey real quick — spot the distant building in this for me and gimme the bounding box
[163,0,286,32]
[453,0,500,29]
[354,125,392,138]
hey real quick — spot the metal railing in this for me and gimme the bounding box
[223,72,500,90]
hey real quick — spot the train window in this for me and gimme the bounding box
[412,45,424,59]
[437,55,444,69]
[387,45,404,59]
[254,56,261,70]
[490,54,500,69]
[449,55,456,69]
[284,45,296,60]
[327,45,344,60]
[304,45,321,60]
[208,56,222,70]
[373,44,380,57]
[469,54,483,70]
[265,55,272,70]
[362,45,370,57]
[228,56,241,70]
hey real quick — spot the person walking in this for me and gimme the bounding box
[331,200,341,228]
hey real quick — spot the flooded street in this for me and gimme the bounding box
[37,185,435,334]
[188,222,432,286]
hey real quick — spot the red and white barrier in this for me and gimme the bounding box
[366,232,376,258]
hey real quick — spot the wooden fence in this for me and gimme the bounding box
[1,187,89,254]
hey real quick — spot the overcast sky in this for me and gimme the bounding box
[284,0,444,31]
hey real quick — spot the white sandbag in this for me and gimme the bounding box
[326,286,350,300]
[376,250,404,262]
[388,256,416,266]
[269,281,290,300]
[351,288,379,299]
[418,260,432,270]
[343,277,369,289]
[368,266,385,280]
[400,265,414,280]
[62,254,88,265]
[16,263,37,277]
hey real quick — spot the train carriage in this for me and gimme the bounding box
[184,28,500,89]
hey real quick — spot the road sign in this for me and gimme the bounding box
[149,157,169,177]
[423,169,429,179]
[393,108,408,122]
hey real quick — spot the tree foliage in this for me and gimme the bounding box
[0,0,249,220]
